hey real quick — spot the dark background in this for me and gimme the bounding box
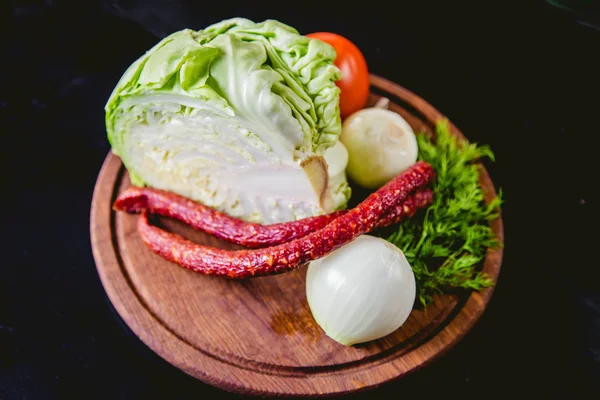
[2,0,600,398]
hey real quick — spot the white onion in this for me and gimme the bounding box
[340,108,418,188]
[306,235,416,346]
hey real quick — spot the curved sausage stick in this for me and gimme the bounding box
[114,186,432,247]
[136,162,434,278]
[114,187,345,248]
[378,188,433,228]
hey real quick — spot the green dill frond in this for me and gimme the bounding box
[387,119,502,307]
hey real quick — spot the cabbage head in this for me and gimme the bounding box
[106,18,351,223]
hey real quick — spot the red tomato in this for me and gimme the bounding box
[307,32,369,119]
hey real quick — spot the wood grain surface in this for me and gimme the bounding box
[90,75,504,397]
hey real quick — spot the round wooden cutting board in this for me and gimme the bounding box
[90,75,504,397]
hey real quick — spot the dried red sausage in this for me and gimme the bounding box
[136,161,434,278]
[114,186,432,247]
[114,187,344,248]
[377,188,432,228]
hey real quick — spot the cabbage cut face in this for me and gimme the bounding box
[106,18,350,223]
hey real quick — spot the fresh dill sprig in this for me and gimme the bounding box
[386,120,503,306]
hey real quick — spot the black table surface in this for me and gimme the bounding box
[2,1,599,398]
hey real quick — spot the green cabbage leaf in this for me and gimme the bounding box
[105,18,350,223]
